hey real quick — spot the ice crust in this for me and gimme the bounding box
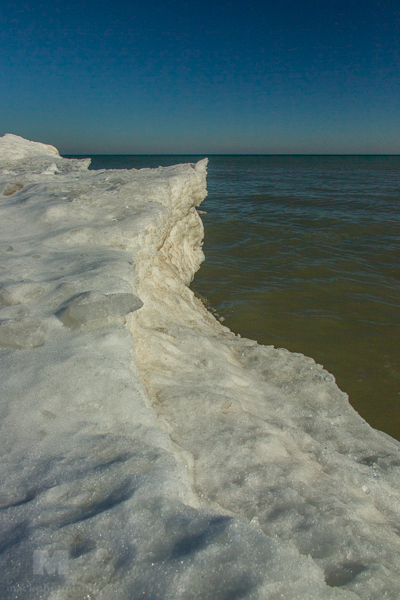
[1,134,400,599]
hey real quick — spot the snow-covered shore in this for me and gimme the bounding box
[1,134,400,600]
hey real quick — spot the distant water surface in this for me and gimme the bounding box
[71,154,400,442]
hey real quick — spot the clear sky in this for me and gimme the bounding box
[1,0,399,154]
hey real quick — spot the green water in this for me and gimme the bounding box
[190,155,400,442]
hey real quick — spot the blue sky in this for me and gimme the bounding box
[1,0,399,154]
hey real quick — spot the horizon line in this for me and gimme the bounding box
[64,153,400,157]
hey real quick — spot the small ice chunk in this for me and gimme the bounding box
[0,318,46,349]
[57,291,143,330]
[324,373,335,383]
[0,283,45,306]
[41,162,60,175]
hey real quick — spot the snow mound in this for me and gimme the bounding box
[1,134,400,600]
[0,133,60,160]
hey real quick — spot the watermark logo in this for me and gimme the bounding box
[33,549,69,576]
[6,547,97,598]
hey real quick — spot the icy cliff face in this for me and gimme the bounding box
[1,134,400,600]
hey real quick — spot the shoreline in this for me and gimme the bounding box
[1,134,400,599]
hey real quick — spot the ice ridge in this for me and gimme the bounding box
[1,134,400,599]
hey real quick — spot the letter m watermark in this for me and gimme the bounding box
[33,549,69,575]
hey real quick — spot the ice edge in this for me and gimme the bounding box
[1,134,400,600]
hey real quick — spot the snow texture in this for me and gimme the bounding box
[0,133,400,600]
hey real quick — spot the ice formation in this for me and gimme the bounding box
[1,134,400,600]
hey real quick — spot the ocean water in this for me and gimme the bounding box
[81,155,400,442]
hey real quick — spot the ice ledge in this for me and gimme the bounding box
[0,135,399,600]
[0,133,60,161]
